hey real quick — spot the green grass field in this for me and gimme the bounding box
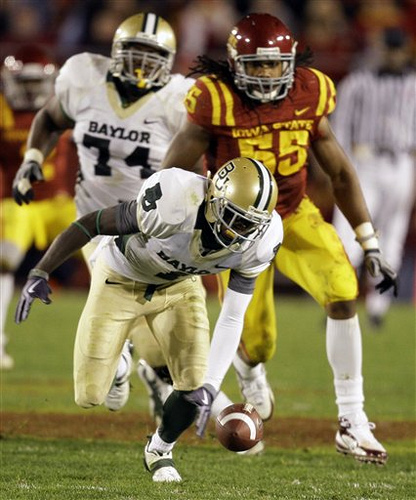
[1,291,415,499]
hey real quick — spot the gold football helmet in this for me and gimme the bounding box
[205,157,278,252]
[110,12,176,89]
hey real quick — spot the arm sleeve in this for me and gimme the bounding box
[228,270,256,294]
[116,200,139,234]
[204,287,253,391]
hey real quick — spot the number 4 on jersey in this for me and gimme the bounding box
[141,182,162,212]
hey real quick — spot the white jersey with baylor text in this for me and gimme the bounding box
[99,168,283,285]
[55,52,195,216]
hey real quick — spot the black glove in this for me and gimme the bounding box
[12,160,44,205]
[15,269,52,324]
[184,383,218,438]
[364,249,398,297]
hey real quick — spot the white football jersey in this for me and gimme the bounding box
[99,169,283,285]
[55,52,195,216]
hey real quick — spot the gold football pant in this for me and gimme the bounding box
[73,255,210,408]
[218,196,359,364]
[82,241,170,368]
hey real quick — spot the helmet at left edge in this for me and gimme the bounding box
[1,45,57,111]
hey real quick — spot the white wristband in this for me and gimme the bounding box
[29,268,49,281]
[23,148,44,165]
[354,222,379,251]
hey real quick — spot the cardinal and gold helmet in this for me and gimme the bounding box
[227,13,297,102]
[1,45,57,111]
[205,157,278,252]
[110,12,176,89]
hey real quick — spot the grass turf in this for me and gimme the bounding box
[1,437,415,500]
[1,291,415,499]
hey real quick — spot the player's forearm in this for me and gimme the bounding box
[34,206,122,276]
[204,288,253,391]
[34,224,91,276]
[26,107,63,160]
[332,170,372,228]
[312,121,373,228]
[162,136,203,172]
[161,122,209,173]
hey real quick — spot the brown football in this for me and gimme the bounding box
[215,403,263,452]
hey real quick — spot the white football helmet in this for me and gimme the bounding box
[110,12,176,89]
[205,157,278,252]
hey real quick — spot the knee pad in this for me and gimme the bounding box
[74,384,105,409]
[240,332,276,364]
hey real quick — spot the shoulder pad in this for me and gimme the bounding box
[156,74,196,122]
[136,169,205,237]
[295,67,337,116]
[185,76,235,128]
[164,74,196,94]
[57,53,111,90]
[255,212,283,263]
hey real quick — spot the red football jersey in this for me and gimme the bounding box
[185,67,336,218]
[0,93,78,200]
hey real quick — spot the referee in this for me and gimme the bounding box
[331,27,416,328]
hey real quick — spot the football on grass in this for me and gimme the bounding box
[215,403,263,452]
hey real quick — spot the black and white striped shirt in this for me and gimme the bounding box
[331,70,416,155]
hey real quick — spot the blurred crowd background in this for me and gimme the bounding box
[1,0,416,81]
[1,0,415,300]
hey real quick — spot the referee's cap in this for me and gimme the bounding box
[383,27,407,48]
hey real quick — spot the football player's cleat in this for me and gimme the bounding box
[235,362,275,421]
[144,438,181,482]
[335,412,388,465]
[205,157,278,253]
[104,340,133,411]
[137,359,173,425]
[0,349,14,370]
[227,13,297,102]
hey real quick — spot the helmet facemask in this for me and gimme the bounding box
[111,42,173,89]
[204,157,278,254]
[2,56,57,111]
[227,13,297,103]
[207,194,273,252]
[232,45,297,102]
[110,13,176,91]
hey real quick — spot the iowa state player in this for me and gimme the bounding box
[161,13,397,464]
[0,45,77,370]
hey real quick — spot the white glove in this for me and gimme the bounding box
[364,249,398,296]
